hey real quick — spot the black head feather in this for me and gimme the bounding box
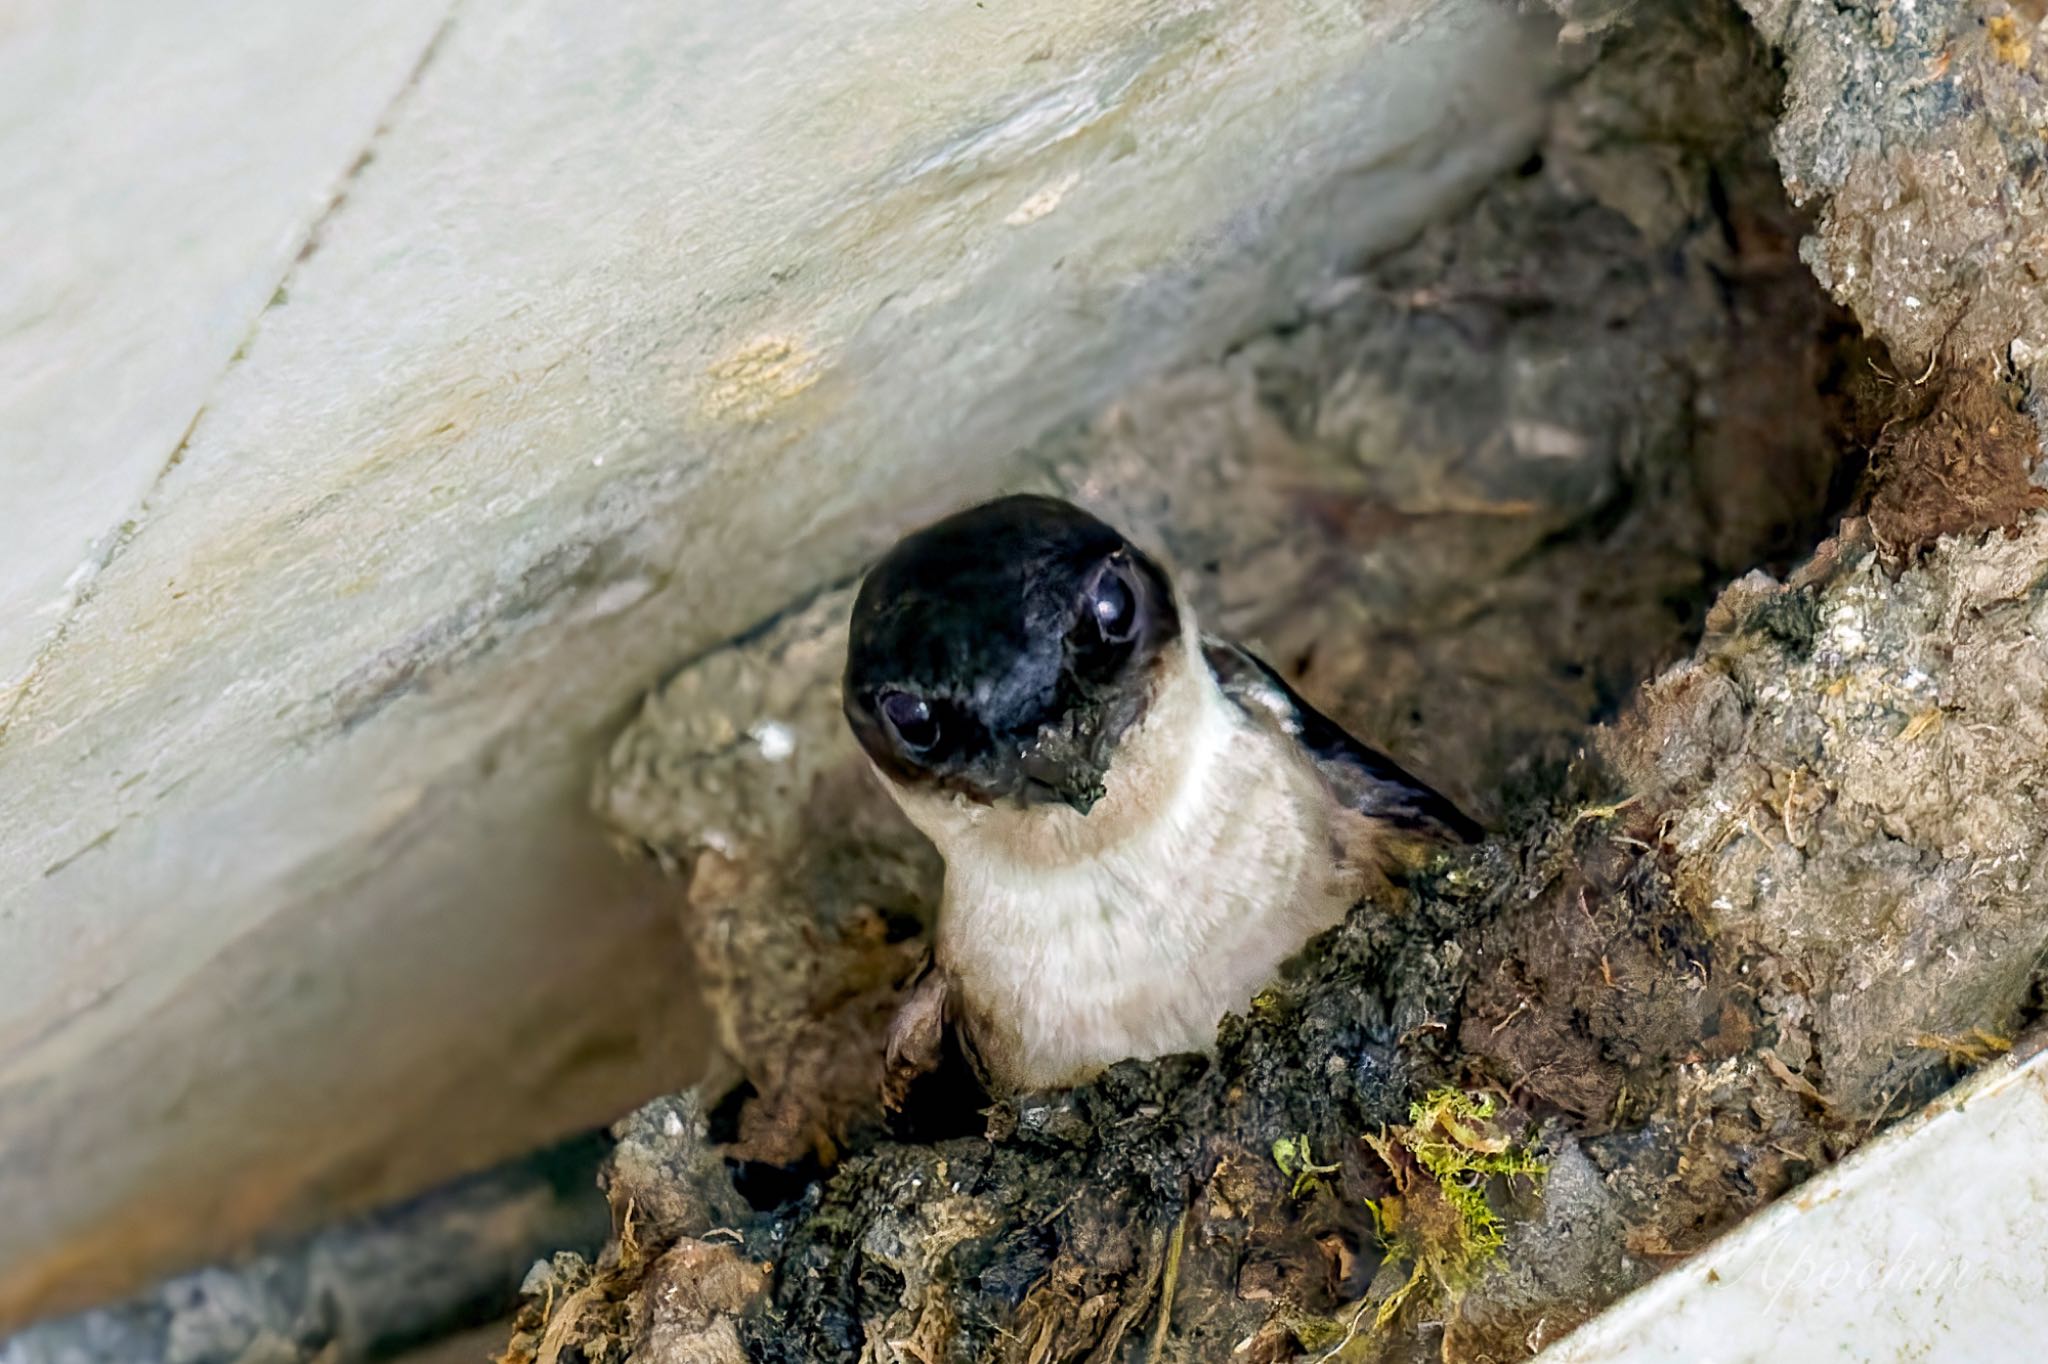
[843,495,1181,811]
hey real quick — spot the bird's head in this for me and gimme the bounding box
[843,494,1184,819]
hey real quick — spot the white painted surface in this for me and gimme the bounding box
[0,0,456,692]
[1542,1051,2048,1364]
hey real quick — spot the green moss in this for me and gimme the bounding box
[1272,1132,1342,1198]
[1360,1088,1546,1334]
[1403,1088,1546,1255]
[1290,1312,1354,1350]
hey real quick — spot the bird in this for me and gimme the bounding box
[841,494,1480,1097]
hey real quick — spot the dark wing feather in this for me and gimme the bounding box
[1202,636,1482,844]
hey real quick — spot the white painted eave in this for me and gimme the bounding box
[1543,1045,2048,1363]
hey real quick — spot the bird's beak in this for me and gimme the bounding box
[1018,746,1107,816]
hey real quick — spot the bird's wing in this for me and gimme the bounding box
[1201,635,1483,846]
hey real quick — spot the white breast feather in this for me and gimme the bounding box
[896,647,1355,1090]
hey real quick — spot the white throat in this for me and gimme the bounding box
[881,629,1358,1090]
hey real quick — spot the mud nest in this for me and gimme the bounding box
[504,2,2048,1361]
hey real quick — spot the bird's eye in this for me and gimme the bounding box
[878,690,940,752]
[1086,561,1140,646]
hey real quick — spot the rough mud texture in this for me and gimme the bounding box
[1865,364,2047,561]
[600,595,943,1178]
[496,1097,758,1364]
[1737,0,2048,552]
[1744,0,2048,390]
[1605,521,2048,1122]
[522,3,2048,1362]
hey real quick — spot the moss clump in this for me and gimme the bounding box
[1272,1133,1342,1198]
[1362,1088,1546,1331]
[1402,1088,1546,1252]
